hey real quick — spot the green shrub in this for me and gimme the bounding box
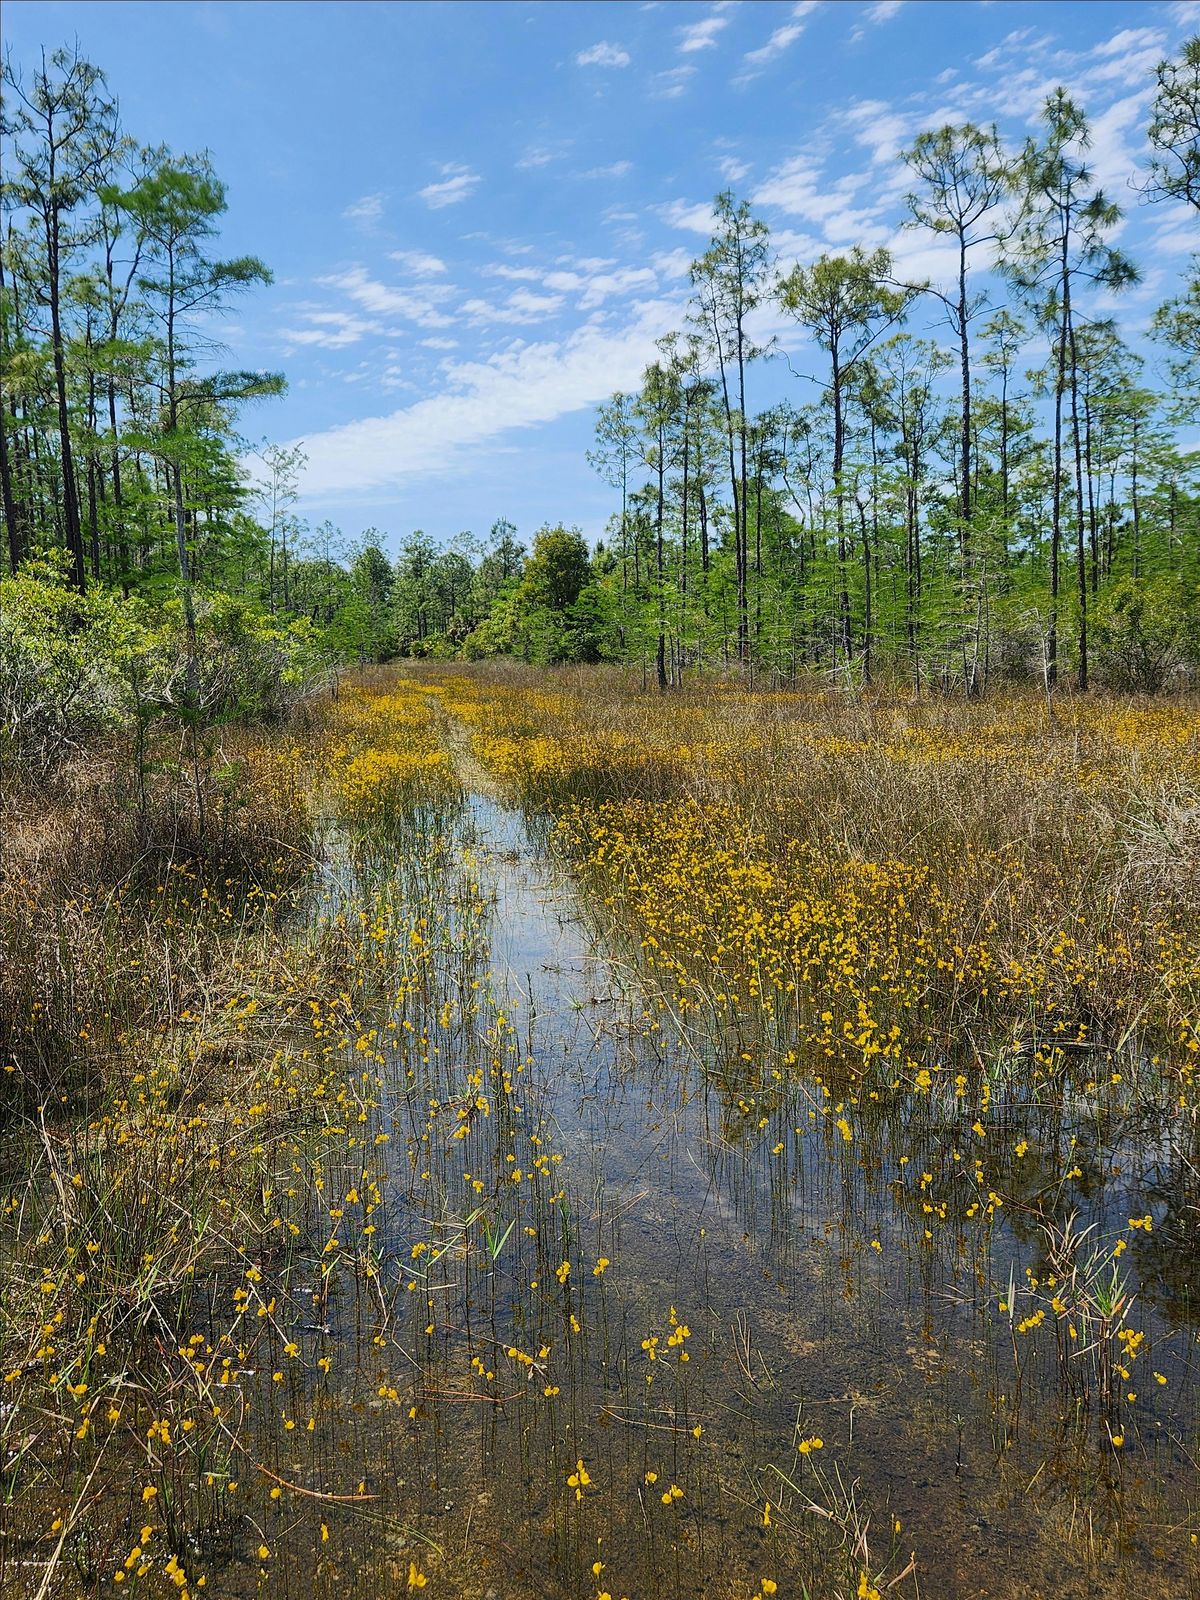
[1092,576,1198,692]
[0,566,330,779]
[0,559,144,776]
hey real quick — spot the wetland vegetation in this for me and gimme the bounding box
[2,665,1198,1598]
[2,16,1199,1600]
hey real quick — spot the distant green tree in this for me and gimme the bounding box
[778,247,916,678]
[1003,90,1138,688]
[689,191,771,660]
[902,122,1007,568]
[120,154,280,650]
[507,524,599,663]
[2,46,119,588]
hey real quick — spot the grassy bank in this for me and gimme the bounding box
[1,673,460,1598]
[3,664,1197,1599]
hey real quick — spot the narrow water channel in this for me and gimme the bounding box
[207,749,1197,1600]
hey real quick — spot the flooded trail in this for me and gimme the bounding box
[223,734,1196,1600]
[6,676,1196,1600]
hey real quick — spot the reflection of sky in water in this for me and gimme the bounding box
[167,778,1198,1599]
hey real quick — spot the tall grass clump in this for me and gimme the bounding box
[422,663,1199,1096]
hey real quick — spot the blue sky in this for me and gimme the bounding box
[6,0,1199,555]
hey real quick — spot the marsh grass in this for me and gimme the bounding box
[2,663,1197,1599]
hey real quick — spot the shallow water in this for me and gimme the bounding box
[8,747,1194,1600]
[206,762,1197,1599]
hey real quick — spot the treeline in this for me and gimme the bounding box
[583,52,1200,693]
[332,45,1200,696]
[369,46,1200,695]
[300,43,1200,695]
[2,43,1199,706]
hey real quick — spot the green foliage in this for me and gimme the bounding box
[1092,576,1199,691]
[0,557,139,774]
[0,567,325,777]
[2,40,1198,698]
[519,525,591,612]
[1145,34,1200,212]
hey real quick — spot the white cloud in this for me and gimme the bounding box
[487,264,546,282]
[293,301,680,496]
[419,164,481,209]
[1084,89,1156,199]
[460,288,566,325]
[651,247,694,280]
[388,250,448,276]
[279,309,379,350]
[517,145,570,170]
[343,193,384,227]
[485,258,660,309]
[718,154,751,183]
[864,1,902,23]
[320,265,456,328]
[679,6,732,54]
[575,266,658,308]
[580,160,633,180]
[576,41,631,68]
[753,154,880,243]
[740,1,819,76]
[840,98,921,165]
[508,288,566,318]
[770,227,827,269]
[652,64,697,98]
[420,337,459,350]
[659,197,719,233]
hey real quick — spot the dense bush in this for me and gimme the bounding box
[0,566,329,778]
[0,561,138,776]
[1092,576,1199,692]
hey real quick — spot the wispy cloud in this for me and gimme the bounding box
[294,301,680,496]
[739,1,820,79]
[576,40,631,68]
[753,153,881,243]
[342,193,384,228]
[517,144,573,170]
[460,288,566,325]
[388,250,448,277]
[679,5,732,54]
[849,0,904,43]
[419,164,481,209]
[580,160,633,180]
[279,308,379,350]
[320,265,456,328]
[485,258,660,310]
[651,64,696,99]
[659,197,718,234]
